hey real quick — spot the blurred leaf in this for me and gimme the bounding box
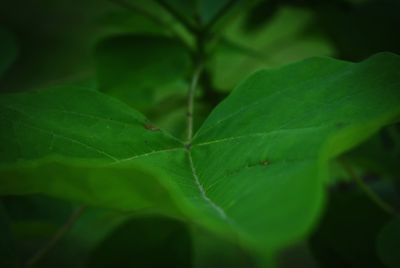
[154,0,240,26]
[2,195,131,268]
[0,53,400,259]
[340,124,400,207]
[198,0,235,24]
[95,34,190,112]
[0,27,17,78]
[88,216,192,268]
[277,242,318,268]
[162,0,197,21]
[377,217,400,268]
[314,1,400,61]
[0,0,177,92]
[0,203,19,268]
[345,124,400,177]
[310,187,391,268]
[191,225,256,268]
[210,6,336,90]
[0,0,108,91]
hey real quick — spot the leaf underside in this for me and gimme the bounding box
[1,52,399,253]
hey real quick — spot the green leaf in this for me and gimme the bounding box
[95,34,190,111]
[0,87,184,213]
[377,218,400,268]
[191,52,400,251]
[1,53,400,257]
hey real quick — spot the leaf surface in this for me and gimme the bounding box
[1,53,400,255]
[191,52,400,249]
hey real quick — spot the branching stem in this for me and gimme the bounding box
[25,206,86,267]
[340,160,397,216]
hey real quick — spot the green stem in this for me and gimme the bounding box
[186,63,203,143]
[340,160,397,216]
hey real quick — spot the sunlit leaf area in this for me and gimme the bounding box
[1,0,400,267]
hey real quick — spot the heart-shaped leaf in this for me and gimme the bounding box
[1,53,399,257]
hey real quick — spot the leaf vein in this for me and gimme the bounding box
[187,150,228,220]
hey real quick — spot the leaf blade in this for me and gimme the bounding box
[191,52,400,250]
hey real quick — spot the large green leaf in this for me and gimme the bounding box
[0,87,185,214]
[1,53,399,260]
[191,52,400,251]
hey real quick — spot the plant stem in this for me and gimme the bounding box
[340,160,397,216]
[186,64,203,144]
[25,206,86,267]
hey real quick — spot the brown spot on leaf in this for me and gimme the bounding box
[144,123,160,131]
